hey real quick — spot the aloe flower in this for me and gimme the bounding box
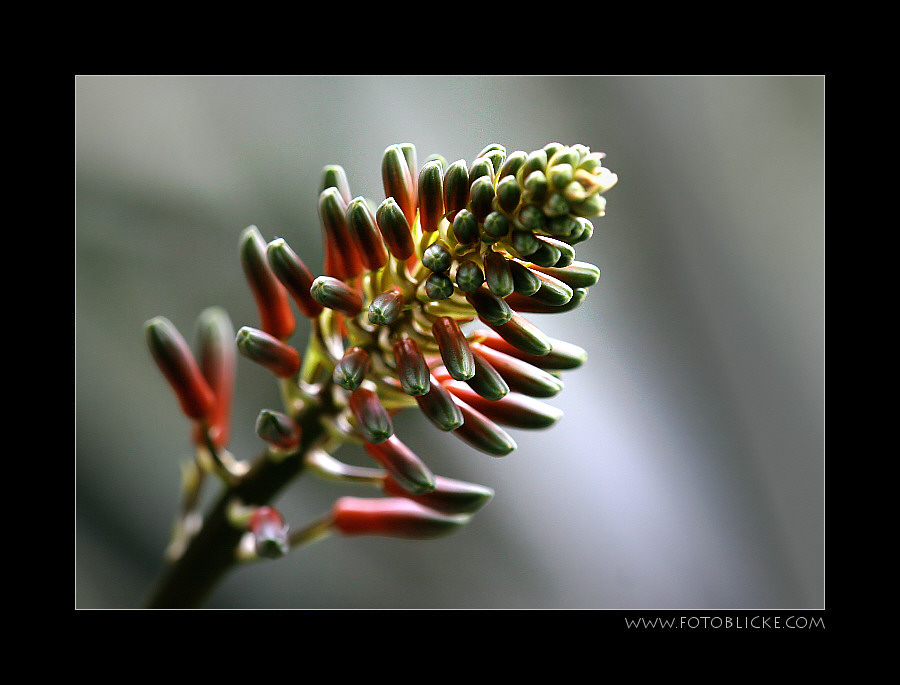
[144,141,617,608]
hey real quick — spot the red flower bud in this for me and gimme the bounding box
[236,326,301,379]
[319,187,364,280]
[470,342,563,398]
[331,496,469,539]
[240,226,295,341]
[443,381,562,430]
[249,506,290,559]
[363,435,435,495]
[349,386,394,444]
[472,329,587,370]
[193,307,236,447]
[442,159,469,223]
[146,316,216,421]
[382,144,417,228]
[266,238,324,319]
[481,310,553,357]
[432,316,475,381]
[381,474,494,516]
[346,197,388,272]
[392,337,431,397]
[528,260,601,289]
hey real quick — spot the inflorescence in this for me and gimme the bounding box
[146,141,617,562]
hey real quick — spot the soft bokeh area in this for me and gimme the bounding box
[75,75,824,609]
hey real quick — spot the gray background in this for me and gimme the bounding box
[75,75,824,609]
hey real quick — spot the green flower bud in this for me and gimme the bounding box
[524,269,574,307]
[529,260,601,289]
[392,337,431,397]
[516,149,548,185]
[508,260,542,296]
[375,197,416,261]
[482,211,510,241]
[414,375,465,431]
[422,242,452,273]
[521,170,549,205]
[468,175,495,223]
[454,259,485,292]
[542,192,570,218]
[349,386,394,444]
[464,350,509,401]
[433,316,475,381]
[483,250,514,298]
[517,204,545,231]
[498,150,527,181]
[320,164,352,205]
[368,288,405,326]
[333,346,370,391]
[255,409,302,451]
[547,162,574,190]
[418,159,445,233]
[473,328,587,370]
[310,275,364,317]
[510,229,541,257]
[482,311,553,358]
[442,159,470,220]
[465,286,513,326]
[526,240,561,268]
[451,209,479,245]
[468,156,494,186]
[505,287,588,314]
[568,192,607,218]
[452,399,517,457]
[470,342,563,398]
[496,175,522,214]
[425,272,454,300]
[476,143,506,174]
[536,235,575,267]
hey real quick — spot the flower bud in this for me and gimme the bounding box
[194,307,236,447]
[451,209,479,245]
[382,474,494,515]
[414,375,465,431]
[482,311,552,357]
[425,272,454,300]
[240,226,295,341]
[331,496,469,539]
[483,250,514,298]
[473,329,587,370]
[146,316,216,420]
[333,346,370,391]
[346,197,388,272]
[455,260,484,292]
[506,287,588,314]
[444,381,562,430]
[525,269,574,307]
[422,242,452,273]
[465,286,512,326]
[255,409,302,451]
[320,164,352,205]
[249,506,290,559]
[392,337,430,396]
[508,260,542,296]
[349,386,393,444]
[468,175,495,223]
[526,239,561,268]
[468,156,494,186]
[442,159,469,221]
[482,211,510,241]
[375,197,416,261]
[510,229,541,258]
[418,159,445,233]
[236,326,302,378]
[451,397,517,457]
[432,316,475,381]
[310,275,363,317]
[496,175,522,214]
[476,143,505,173]
[363,435,435,495]
[528,260,601,289]
[464,349,509,401]
[382,144,417,227]
[368,288,405,326]
[266,238,324,319]
[470,342,562,397]
[319,187,364,280]
[516,149,548,185]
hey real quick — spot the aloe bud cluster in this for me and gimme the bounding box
[146,141,616,569]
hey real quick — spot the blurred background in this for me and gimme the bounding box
[75,75,824,610]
